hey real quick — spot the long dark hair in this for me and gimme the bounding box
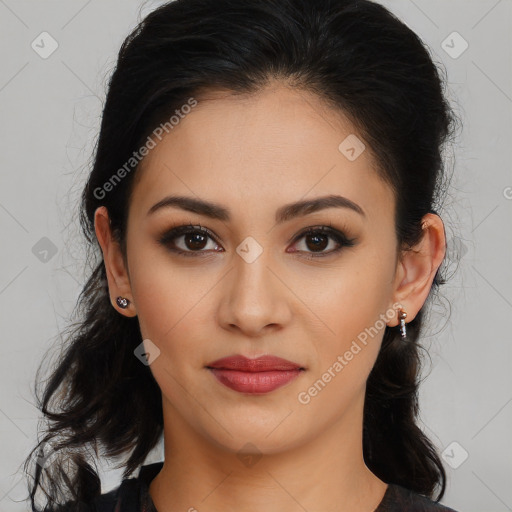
[23,0,460,509]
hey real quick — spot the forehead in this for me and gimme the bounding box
[129,83,394,226]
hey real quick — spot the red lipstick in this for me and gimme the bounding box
[206,355,305,394]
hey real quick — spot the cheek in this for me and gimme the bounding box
[128,252,216,363]
[301,250,395,386]
[296,283,388,417]
[314,255,392,339]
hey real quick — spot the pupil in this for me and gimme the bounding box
[186,233,207,250]
[306,234,328,252]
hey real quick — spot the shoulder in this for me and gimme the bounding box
[75,461,163,512]
[88,483,123,512]
[377,483,460,512]
[47,477,141,512]
[88,477,141,512]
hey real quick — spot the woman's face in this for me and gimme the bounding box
[98,83,409,454]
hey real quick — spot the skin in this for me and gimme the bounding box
[95,81,446,512]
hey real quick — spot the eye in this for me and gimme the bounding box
[288,225,356,259]
[157,224,222,257]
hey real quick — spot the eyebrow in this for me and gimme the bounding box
[147,194,366,223]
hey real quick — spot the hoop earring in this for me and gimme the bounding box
[398,308,407,340]
[116,296,130,309]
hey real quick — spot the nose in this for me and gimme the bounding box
[216,247,292,338]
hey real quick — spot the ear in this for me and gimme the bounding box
[387,213,446,327]
[94,206,137,318]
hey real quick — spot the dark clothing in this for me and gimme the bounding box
[80,461,458,512]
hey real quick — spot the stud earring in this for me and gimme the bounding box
[398,308,407,340]
[116,296,130,309]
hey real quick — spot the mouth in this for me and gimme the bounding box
[205,354,305,394]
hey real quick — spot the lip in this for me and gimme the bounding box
[206,354,304,371]
[206,355,305,394]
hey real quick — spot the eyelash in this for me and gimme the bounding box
[157,223,357,259]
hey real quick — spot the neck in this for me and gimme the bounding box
[149,393,387,512]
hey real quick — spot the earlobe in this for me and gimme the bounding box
[388,213,446,327]
[94,206,137,317]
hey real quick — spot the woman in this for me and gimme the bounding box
[24,0,461,510]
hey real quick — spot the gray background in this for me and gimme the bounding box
[0,1,511,511]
